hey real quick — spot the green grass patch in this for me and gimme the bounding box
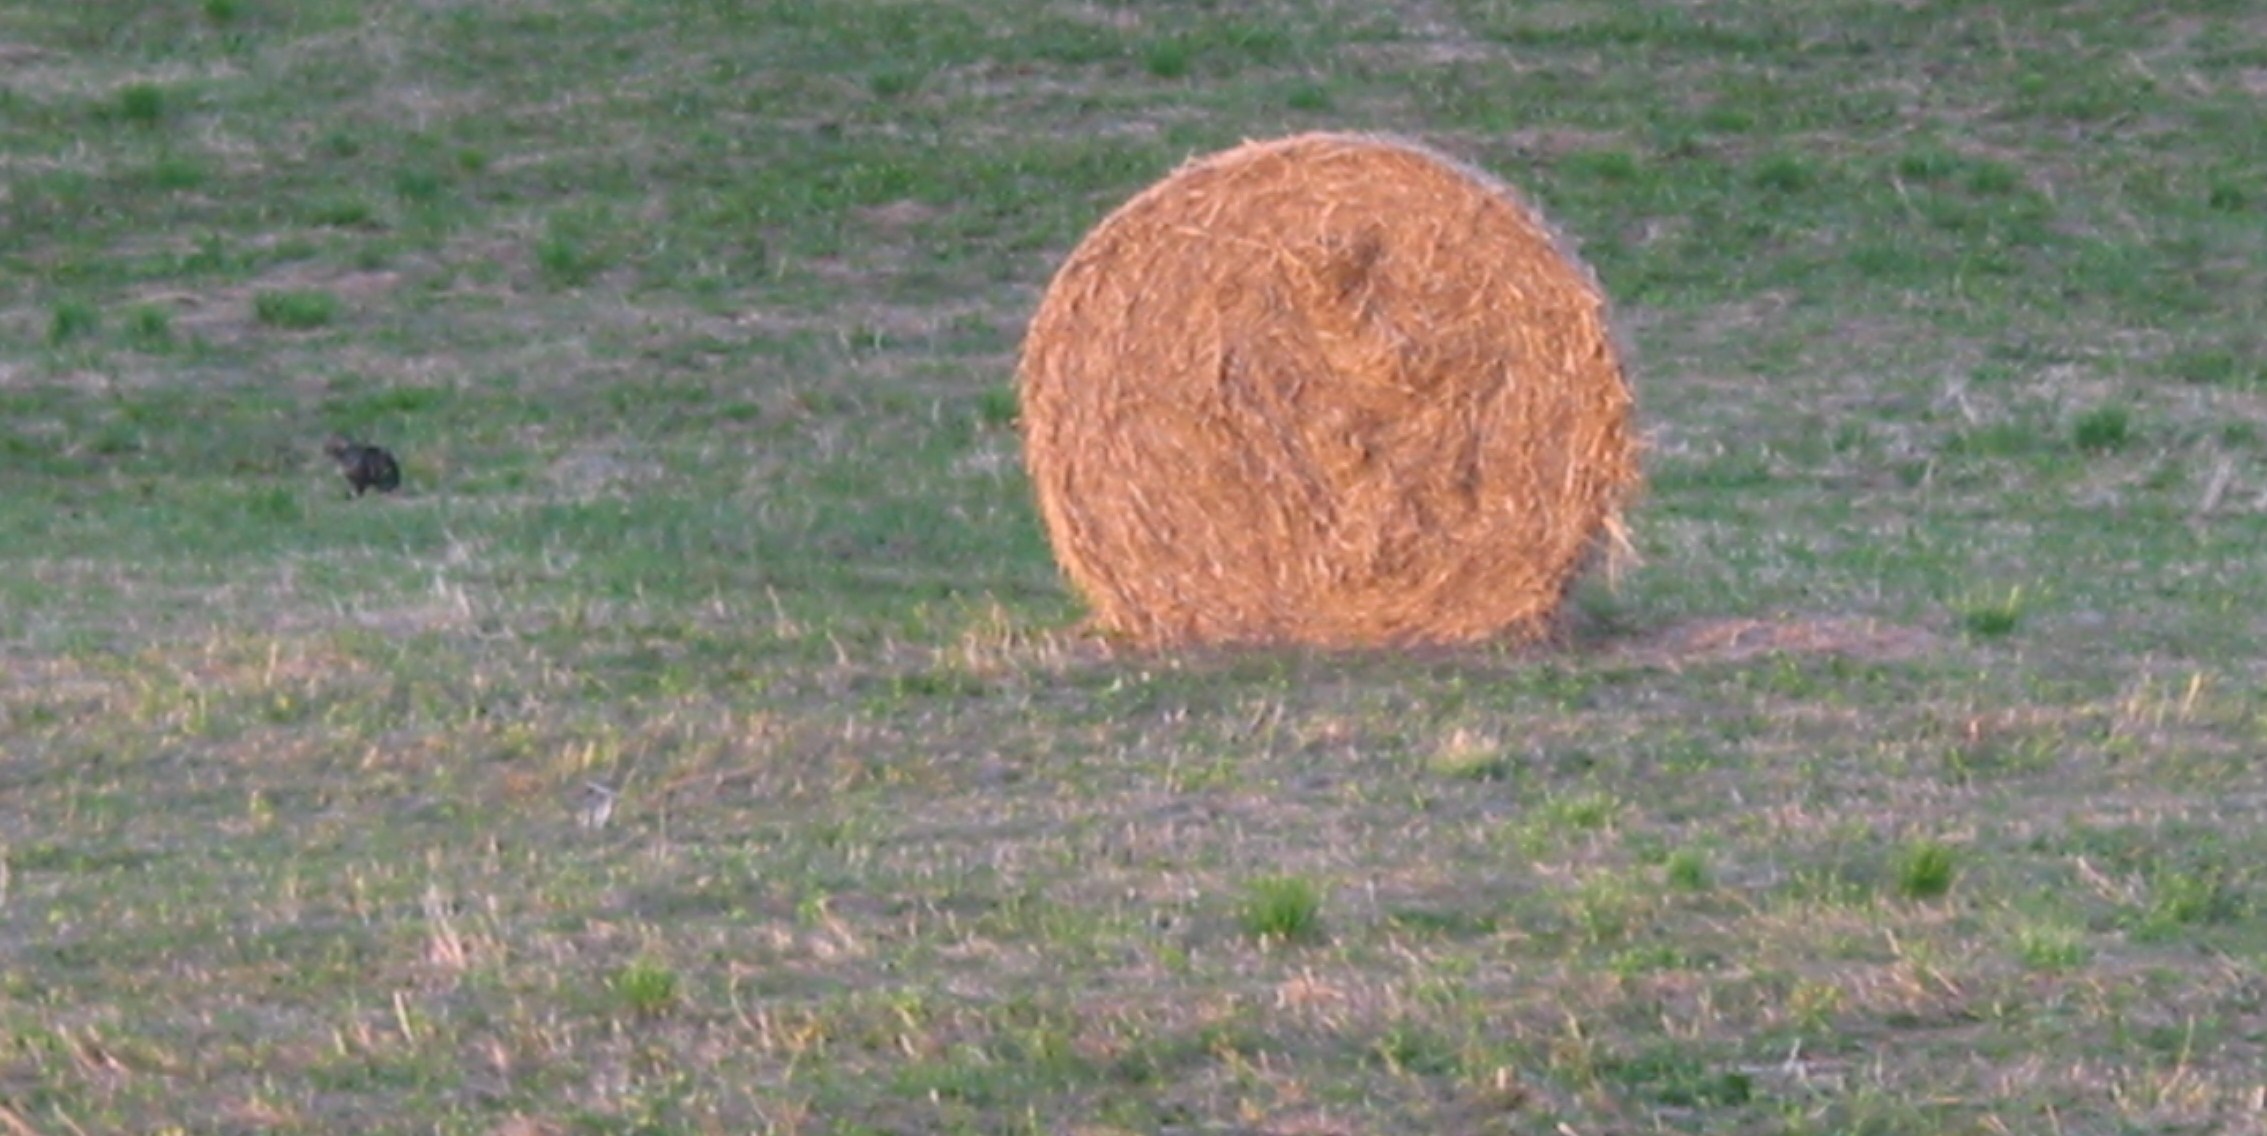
[2012,922,2092,971]
[2072,404,2134,452]
[1664,847,1712,892]
[1142,38,1193,79]
[1240,875,1325,944]
[613,958,681,1018]
[1897,840,1958,900]
[125,304,173,346]
[1958,588,2026,639]
[47,299,100,345]
[116,82,167,127]
[252,289,340,329]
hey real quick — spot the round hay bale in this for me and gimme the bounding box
[1018,132,1639,648]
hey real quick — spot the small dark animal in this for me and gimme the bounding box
[325,434,402,496]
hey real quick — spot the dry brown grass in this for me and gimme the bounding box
[1020,132,1638,648]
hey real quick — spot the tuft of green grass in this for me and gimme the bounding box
[2133,870,2244,940]
[1240,875,1324,944]
[392,167,447,204]
[1563,149,1642,183]
[1368,1027,1462,1077]
[1664,848,1712,892]
[1896,145,1961,182]
[2166,348,2260,388]
[1897,840,1958,900]
[253,289,339,329]
[126,304,173,347]
[1958,588,2025,638]
[1596,1045,1754,1108]
[1963,160,2023,195]
[613,958,680,1017]
[1284,81,1333,112]
[48,299,100,345]
[117,83,166,127]
[537,211,612,288]
[2013,923,2090,971]
[244,486,302,523]
[1543,791,1618,832]
[1142,39,1192,79]
[868,68,923,100]
[150,154,206,190]
[2072,404,2132,452]
[977,385,1019,428]
[307,196,377,228]
[1512,790,1621,857]
[1750,152,1815,193]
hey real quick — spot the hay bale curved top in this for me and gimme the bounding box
[1018,132,1638,648]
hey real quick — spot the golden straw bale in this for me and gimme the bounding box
[1018,132,1638,648]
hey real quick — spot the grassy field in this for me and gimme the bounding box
[4,1,2266,1133]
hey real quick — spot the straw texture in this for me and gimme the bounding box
[1019,132,1638,648]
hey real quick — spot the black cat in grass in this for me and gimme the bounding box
[325,434,402,497]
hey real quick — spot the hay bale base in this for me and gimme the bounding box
[1018,132,1638,649]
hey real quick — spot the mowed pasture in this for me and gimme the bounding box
[3,2,2265,1133]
